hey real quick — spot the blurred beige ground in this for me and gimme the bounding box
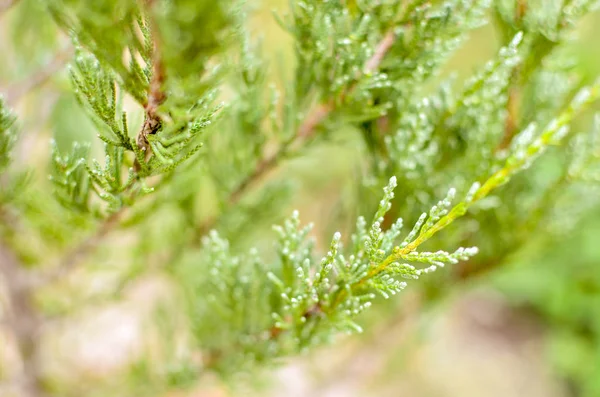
[2,282,565,397]
[264,290,564,397]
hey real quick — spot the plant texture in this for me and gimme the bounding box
[1,1,600,396]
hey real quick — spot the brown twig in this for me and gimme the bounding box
[497,0,527,152]
[207,30,401,343]
[2,47,73,106]
[497,82,520,151]
[135,5,166,167]
[297,101,336,140]
[202,30,404,370]
[516,0,528,22]
[135,50,165,160]
[198,29,398,235]
[229,99,336,204]
[52,6,166,273]
[0,243,47,397]
[364,30,396,75]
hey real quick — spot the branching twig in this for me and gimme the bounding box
[198,29,398,235]
[53,5,166,276]
[55,26,397,270]
[364,30,396,75]
[200,30,402,355]
[135,51,165,160]
[135,5,166,167]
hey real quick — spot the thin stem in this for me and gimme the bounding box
[135,7,166,168]
[497,79,520,150]
[497,0,526,151]
[198,29,398,235]
[51,7,166,272]
[364,30,396,75]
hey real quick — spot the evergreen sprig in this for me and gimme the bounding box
[2,1,600,395]
[176,77,600,373]
[47,1,233,217]
[0,97,17,173]
[0,97,27,206]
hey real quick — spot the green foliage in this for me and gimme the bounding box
[177,79,599,373]
[44,0,232,217]
[279,0,491,126]
[204,32,271,197]
[49,141,92,213]
[2,0,600,396]
[503,115,600,397]
[0,98,27,206]
[69,51,133,150]
[48,0,150,103]
[0,97,16,173]
[151,0,235,114]
[179,178,477,372]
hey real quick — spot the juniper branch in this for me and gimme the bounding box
[252,79,600,342]
[46,5,168,274]
[135,5,166,168]
[334,79,600,310]
[198,29,398,235]
[46,1,225,274]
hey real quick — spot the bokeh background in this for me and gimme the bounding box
[1,1,600,396]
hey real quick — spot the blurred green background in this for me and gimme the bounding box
[1,1,600,396]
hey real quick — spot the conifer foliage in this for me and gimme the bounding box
[1,0,600,396]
